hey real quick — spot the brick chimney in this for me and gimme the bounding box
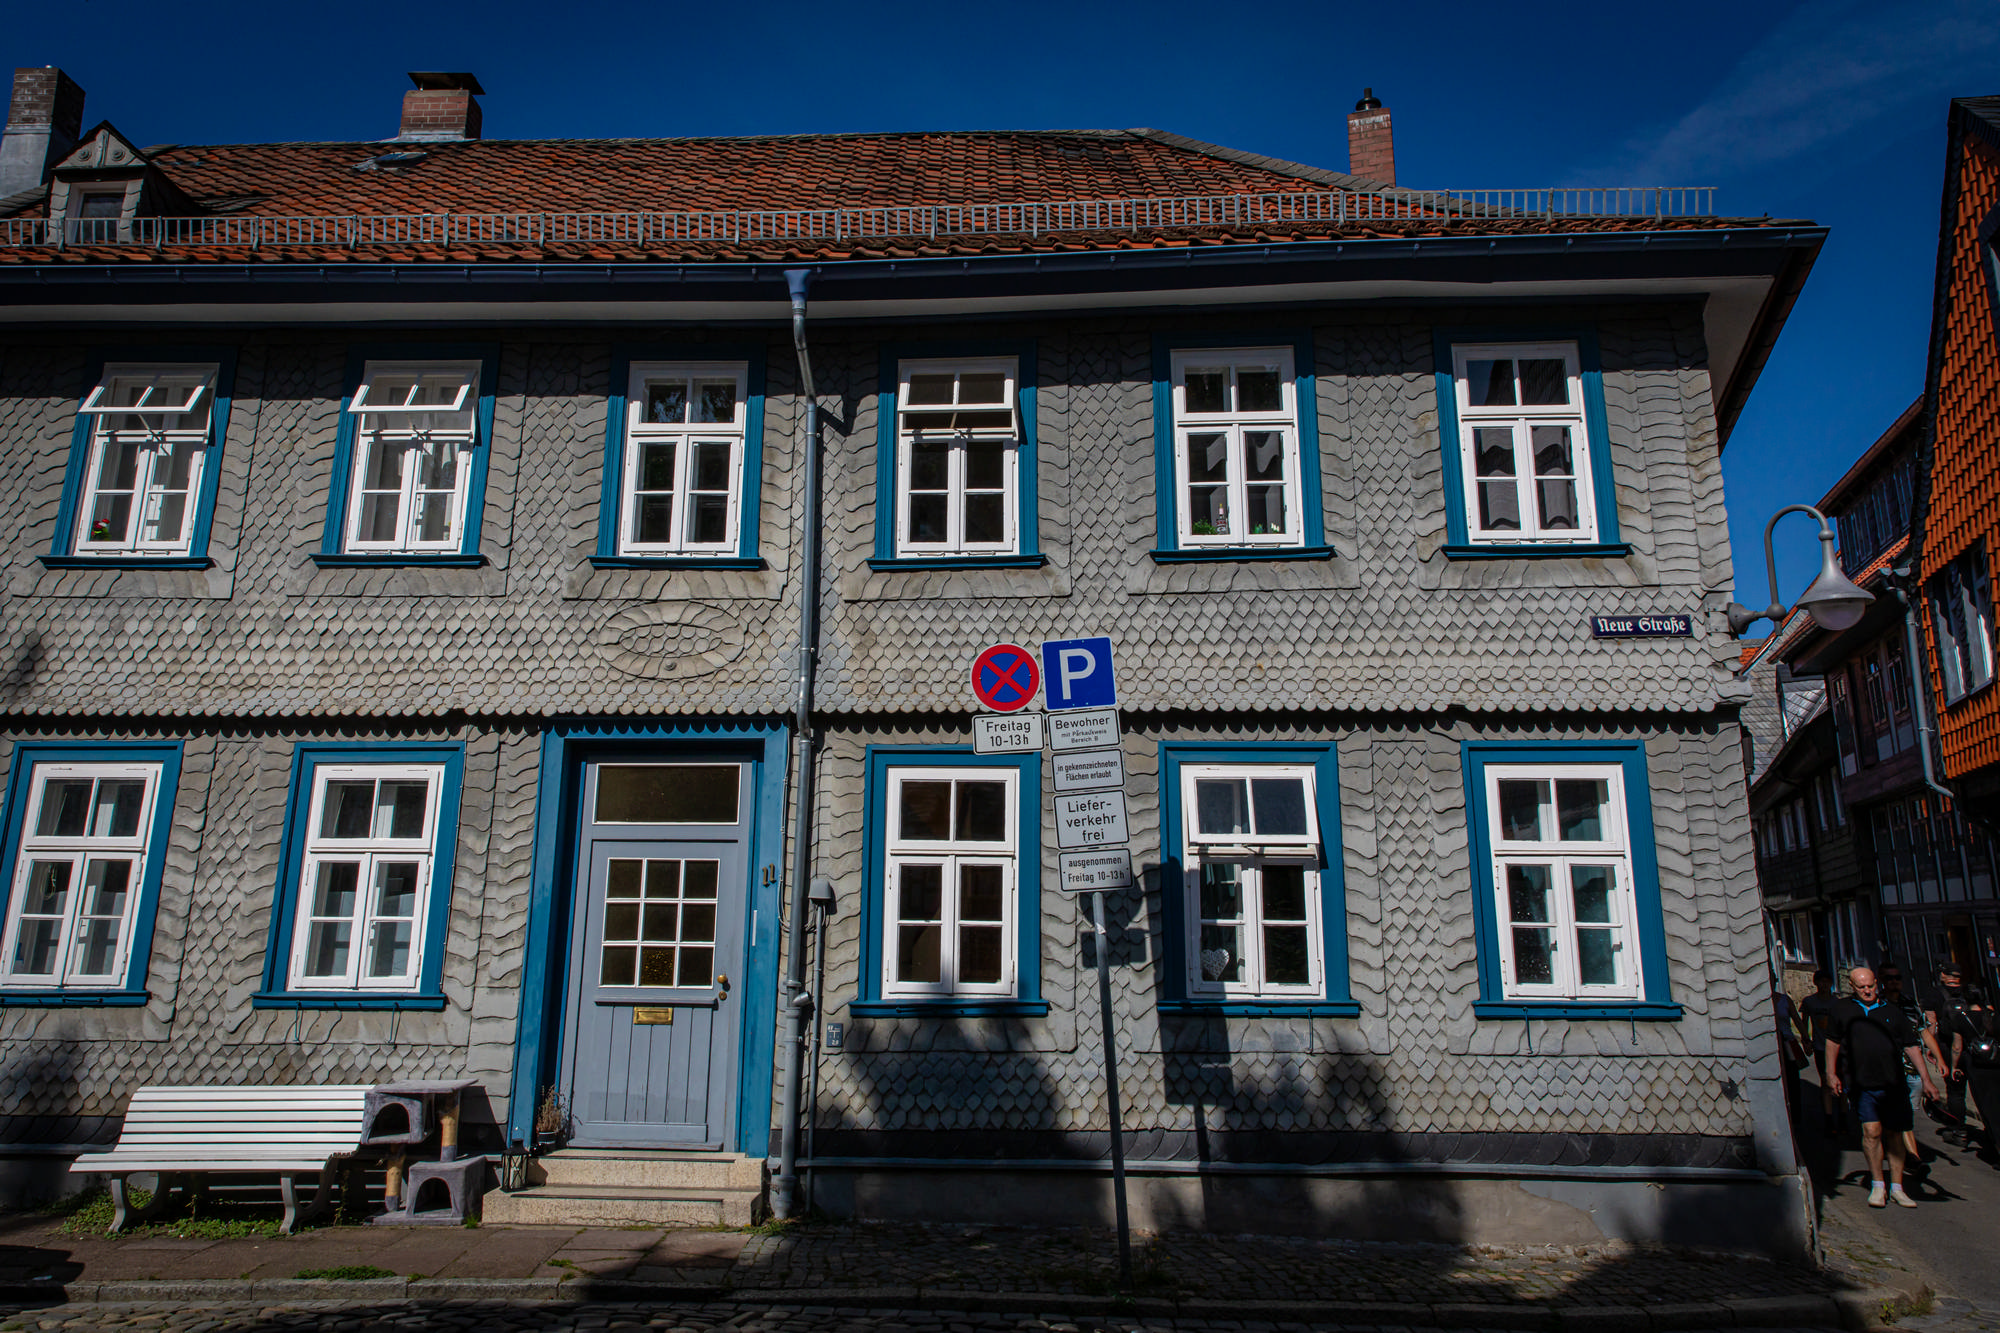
[1346,88,1395,185]
[399,72,484,142]
[0,67,86,199]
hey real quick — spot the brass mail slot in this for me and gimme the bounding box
[632,1006,674,1025]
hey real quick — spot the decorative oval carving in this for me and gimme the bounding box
[593,602,750,680]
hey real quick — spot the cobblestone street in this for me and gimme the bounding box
[0,1301,1858,1333]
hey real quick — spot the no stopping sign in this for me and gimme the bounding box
[970,643,1040,712]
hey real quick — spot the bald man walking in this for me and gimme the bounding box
[1828,966,1942,1208]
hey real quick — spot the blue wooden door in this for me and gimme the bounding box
[560,761,749,1148]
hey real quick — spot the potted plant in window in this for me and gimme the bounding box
[532,1086,568,1153]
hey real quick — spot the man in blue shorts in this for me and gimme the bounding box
[1828,967,1942,1208]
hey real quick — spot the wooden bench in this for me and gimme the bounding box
[70,1085,375,1233]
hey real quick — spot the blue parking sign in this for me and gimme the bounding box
[1040,636,1117,712]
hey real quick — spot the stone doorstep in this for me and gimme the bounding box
[0,1277,1918,1328]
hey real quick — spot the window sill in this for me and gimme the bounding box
[589,556,766,571]
[848,999,1050,1018]
[1942,676,1998,709]
[867,555,1050,572]
[252,992,447,1011]
[39,555,212,570]
[0,990,149,1007]
[311,553,487,569]
[1443,543,1631,560]
[1150,546,1337,564]
[1159,999,1360,1017]
[1473,1000,1682,1021]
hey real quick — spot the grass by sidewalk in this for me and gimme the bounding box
[41,1187,285,1242]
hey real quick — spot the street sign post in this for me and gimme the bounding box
[1040,636,1117,711]
[1048,707,1120,753]
[972,711,1045,754]
[1090,888,1133,1285]
[970,643,1040,713]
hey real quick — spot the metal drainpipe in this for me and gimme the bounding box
[772,268,821,1220]
[1892,576,1957,803]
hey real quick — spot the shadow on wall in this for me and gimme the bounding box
[0,1042,107,1209]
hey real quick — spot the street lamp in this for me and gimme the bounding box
[1728,503,1874,636]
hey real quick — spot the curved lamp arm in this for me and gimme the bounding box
[1727,503,1873,637]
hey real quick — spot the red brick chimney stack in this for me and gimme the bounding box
[399,72,484,142]
[1347,88,1395,185]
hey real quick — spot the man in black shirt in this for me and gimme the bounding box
[1828,967,1942,1208]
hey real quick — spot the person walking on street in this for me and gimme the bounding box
[1827,966,1942,1208]
[1774,982,1809,1123]
[1801,969,1840,1126]
[1926,965,1974,1145]
[1881,965,1947,1162]
[1957,985,2000,1164]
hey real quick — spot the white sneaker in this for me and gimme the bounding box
[1890,1185,1917,1208]
[1867,1182,1887,1207]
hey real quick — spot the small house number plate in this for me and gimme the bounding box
[633,1006,674,1025]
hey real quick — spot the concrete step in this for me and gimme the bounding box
[483,1151,767,1227]
[529,1150,765,1193]
[483,1184,756,1227]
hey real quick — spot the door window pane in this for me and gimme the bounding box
[595,766,739,824]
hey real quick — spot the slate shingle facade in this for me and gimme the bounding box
[0,75,1824,1254]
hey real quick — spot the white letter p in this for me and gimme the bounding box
[1058,648,1096,701]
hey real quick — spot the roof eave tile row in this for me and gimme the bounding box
[0,214,1796,268]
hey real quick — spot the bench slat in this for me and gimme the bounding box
[73,1152,340,1160]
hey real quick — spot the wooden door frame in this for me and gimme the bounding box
[507,722,787,1155]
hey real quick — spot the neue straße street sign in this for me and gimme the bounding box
[973,711,1045,754]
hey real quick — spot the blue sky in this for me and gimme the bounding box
[9,0,1998,606]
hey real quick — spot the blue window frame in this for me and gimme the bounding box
[1150,331,1331,563]
[1157,742,1356,1016]
[1462,740,1679,1020]
[316,344,498,568]
[0,742,183,1005]
[256,743,464,1010]
[1433,327,1627,559]
[870,340,1046,571]
[852,746,1047,1016]
[591,344,768,569]
[43,347,236,570]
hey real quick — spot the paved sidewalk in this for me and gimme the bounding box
[0,1210,1923,1331]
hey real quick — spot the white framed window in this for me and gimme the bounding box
[1180,763,1323,997]
[343,361,480,552]
[287,764,444,991]
[882,766,1017,997]
[1484,763,1641,1000]
[1930,544,1995,702]
[895,358,1020,556]
[1,763,161,988]
[1170,348,1303,548]
[619,362,748,556]
[1452,342,1598,544]
[73,364,217,555]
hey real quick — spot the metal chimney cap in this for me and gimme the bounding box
[1354,88,1383,111]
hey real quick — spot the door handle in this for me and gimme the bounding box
[717,974,729,999]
